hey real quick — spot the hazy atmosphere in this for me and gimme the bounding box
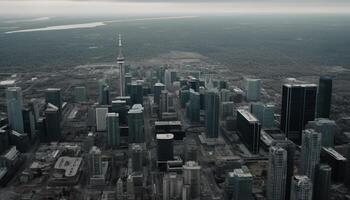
[0,1,350,200]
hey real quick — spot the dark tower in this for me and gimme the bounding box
[317,76,333,118]
[280,84,317,145]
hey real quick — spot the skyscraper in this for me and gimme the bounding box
[205,89,219,138]
[154,82,165,106]
[117,34,125,97]
[183,161,201,199]
[290,175,313,200]
[156,133,174,161]
[89,146,102,176]
[45,103,61,141]
[106,113,120,147]
[162,173,183,200]
[187,89,200,122]
[124,73,132,96]
[96,107,109,132]
[236,109,261,154]
[313,164,331,200]
[45,88,62,117]
[280,84,317,145]
[159,90,168,119]
[306,118,336,147]
[271,139,296,200]
[300,129,321,181]
[98,79,110,105]
[245,78,261,101]
[6,87,24,134]
[267,146,288,200]
[131,144,143,172]
[231,166,253,200]
[128,105,144,143]
[130,82,143,105]
[317,76,332,118]
[250,102,275,128]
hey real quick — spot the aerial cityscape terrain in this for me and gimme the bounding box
[0,1,350,200]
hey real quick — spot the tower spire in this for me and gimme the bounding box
[117,33,124,61]
[117,33,125,96]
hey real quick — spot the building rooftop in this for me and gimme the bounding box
[156,133,174,140]
[231,168,252,179]
[155,121,181,126]
[2,146,19,161]
[322,147,347,161]
[107,112,119,117]
[46,88,61,91]
[54,156,82,177]
[284,83,317,88]
[154,82,165,87]
[237,109,259,122]
[183,161,201,169]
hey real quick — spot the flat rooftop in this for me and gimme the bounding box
[284,83,317,88]
[54,156,82,177]
[155,121,182,126]
[322,147,347,161]
[156,133,174,140]
[237,109,259,122]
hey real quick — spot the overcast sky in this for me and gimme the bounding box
[1,0,350,17]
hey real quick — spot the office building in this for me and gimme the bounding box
[236,109,261,154]
[281,84,317,145]
[156,133,174,161]
[0,130,9,154]
[96,107,109,132]
[6,87,24,134]
[159,90,168,118]
[306,118,336,147]
[320,147,347,182]
[89,146,102,176]
[221,101,234,119]
[111,100,128,125]
[183,161,201,199]
[45,88,62,117]
[22,107,35,140]
[231,166,253,200]
[290,175,313,200]
[205,89,220,138]
[45,103,61,141]
[124,73,132,96]
[317,76,333,118]
[154,82,165,106]
[74,86,87,102]
[164,69,172,90]
[131,144,143,172]
[220,89,232,102]
[267,146,288,200]
[313,164,331,200]
[162,173,183,200]
[128,105,144,143]
[180,89,190,108]
[98,79,110,105]
[189,77,199,92]
[106,113,120,147]
[300,129,321,181]
[187,89,200,122]
[271,139,296,200]
[245,78,261,101]
[250,102,275,128]
[130,82,143,105]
